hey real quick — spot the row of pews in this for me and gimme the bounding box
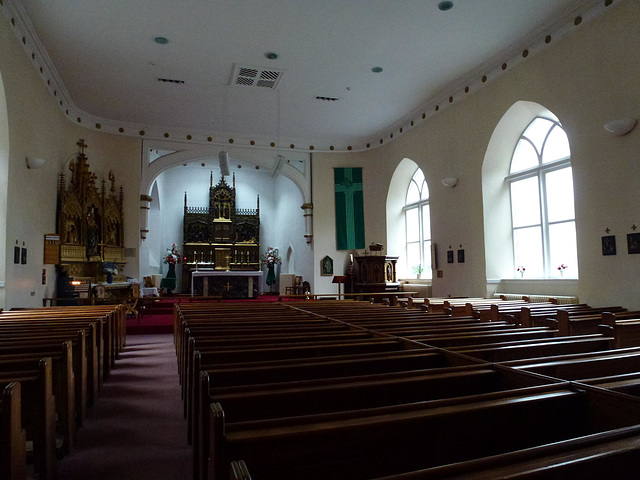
[0,305,126,480]
[175,299,640,480]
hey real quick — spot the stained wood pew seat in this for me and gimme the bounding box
[0,382,27,480]
[206,385,640,480]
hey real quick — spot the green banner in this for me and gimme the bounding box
[334,167,365,250]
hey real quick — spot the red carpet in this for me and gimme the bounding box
[126,294,284,335]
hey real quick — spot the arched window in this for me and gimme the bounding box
[508,117,577,278]
[404,168,431,278]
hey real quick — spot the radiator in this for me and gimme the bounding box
[494,293,579,304]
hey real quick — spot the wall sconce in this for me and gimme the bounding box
[441,177,458,188]
[26,156,46,169]
[603,118,637,136]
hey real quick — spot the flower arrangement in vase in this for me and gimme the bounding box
[163,243,181,279]
[103,262,119,283]
[557,264,567,277]
[163,243,181,264]
[263,247,281,290]
[517,266,525,278]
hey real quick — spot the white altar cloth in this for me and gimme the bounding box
[190,270,264,297]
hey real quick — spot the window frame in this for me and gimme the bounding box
[404,168,431,278]
[507,117,576,279]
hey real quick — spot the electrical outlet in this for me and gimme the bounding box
[30,291,36,296]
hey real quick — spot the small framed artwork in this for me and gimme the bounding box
[628,233,640,254]
[447,250,454,264]
[321,255,334,276]
[14,246,20,264]
[457,249,465,263]
[21,247,27,265]
[601,235,616,256]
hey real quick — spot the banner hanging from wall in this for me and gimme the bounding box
[334,167,365,250]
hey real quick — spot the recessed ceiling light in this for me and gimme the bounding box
[371,66,383,73]
[438,1,454,11]
[154,36,169,45]
[265,52,279,60]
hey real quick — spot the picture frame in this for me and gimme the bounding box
[447,250,454,264]
[627,233,640,254]
[321,255,334,276]
[21,247,27,265]
[601,235,616,256]
[14,246,20,264]
[457,249,465,263]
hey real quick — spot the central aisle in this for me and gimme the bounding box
[58,334,192,480]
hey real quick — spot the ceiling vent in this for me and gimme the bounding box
[316,96,339,102]
[230,64,284,89]
[157,78,185,85]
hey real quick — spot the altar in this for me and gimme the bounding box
[190,270,263,298]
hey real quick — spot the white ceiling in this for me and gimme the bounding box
[8,0,606,151]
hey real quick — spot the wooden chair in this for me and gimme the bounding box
[285,276,303,295]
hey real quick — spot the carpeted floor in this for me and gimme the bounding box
[57,334,192,480]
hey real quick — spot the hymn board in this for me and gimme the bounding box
[182,172,261,297]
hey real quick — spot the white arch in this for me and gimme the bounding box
[140,141,311,204]
[482,100,559,280]
[0,71,9,308]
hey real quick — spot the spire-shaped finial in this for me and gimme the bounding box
[233,172,236,189]
[184,191,187,207]
[210,171,213,187]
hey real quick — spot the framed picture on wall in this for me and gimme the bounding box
[14,246,20,264]
[628,233,640,254]
[321,255,334,276]
[21,247,27,265]
[601,235,616,256]
[447,250,454,264]
[457,249,465,263]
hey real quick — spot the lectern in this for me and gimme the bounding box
[332,275,347,300]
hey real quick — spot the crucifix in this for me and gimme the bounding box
[223,281,233,292]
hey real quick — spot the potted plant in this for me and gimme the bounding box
[413,264,424,280]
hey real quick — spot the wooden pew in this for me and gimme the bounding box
[206,385,640,480]
[555,306,627,336]
[0,328,89,419]
[600,311,640,348]
[502,347,640,381]
[451,334,614,363]
[0,382,27,480]
[0,358,56,480]
[372,423,640,479]
[407,326,556,348]
[198,366,555,480]
[0,341,76,454]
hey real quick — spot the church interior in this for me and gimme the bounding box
[1,0,640,479]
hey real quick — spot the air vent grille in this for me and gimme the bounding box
[158,78,185,84]
[230,64,284,89]
[316,96,339,102]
